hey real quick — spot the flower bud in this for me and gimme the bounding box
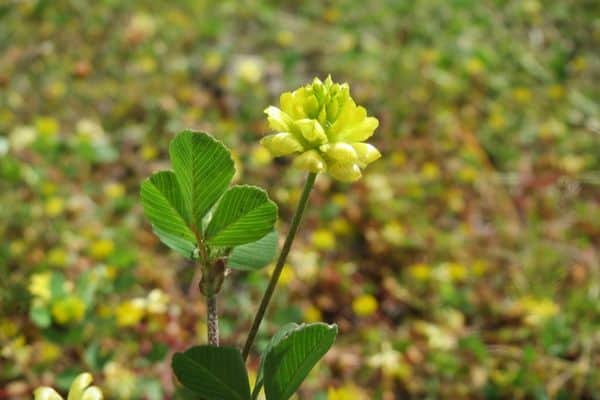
[34,388,63,400]
[328,162,362,182]
[295,119,327,144]
[260,132,304,156]
[293,150,326,173]
[68,373,93,400]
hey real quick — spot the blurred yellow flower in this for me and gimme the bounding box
[560,155,586,173]
[547,84,565,99]
[331,193,348,207]
[368,342,406,377]
[250,144,273,166]
[488,112,506,129]
[45,197,65,217]
[267,264,295,287]
[28,272,52,301]
[41,182,57,196]
[47,248,68,267]
[331,218,351,235]
[445,262,468,282]
[518,296,559,326]
[420,162,440,180]
[304,305,322,323]
[571,56,587,72]
[236,57,264,84]
[38,342,61,363]
[90,239,115,261]
[104,362,136,399]
[140,144,158,160]
[146,289,169,314]
[115,298,146,327]
[465,57,484,75]
[311,229,336,250]
[458,166,478,183]
[51,296,86,324]
[408,263,431,281]
[126,13,157,41]
[416,321,457,350]
[512,87,532,103]
[9,240,26,256]
[276,30,294,46]
[391,151,406,167]
[103,182,125,199]
[382,221,406,246]
[261,76,380,182]
[328,384,368,400]
[35,117,59,138]
[352,294,378,317]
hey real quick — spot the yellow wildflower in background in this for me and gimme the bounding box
[352,294,378,317]
[328,384,368,400]
[104,362,137,399]
[518,296,559,326]
[35,117,59,138]
[408,263,431,281]
[47,248,68,267]
[103,182,125,199]
[89,239,115,260]
[304,305,322,323]
[311,229,336,250]
[115,298,146,327]
[28,272,52,301]
[34,372,103,400]
[146,289,169,314]
[382,221,406,246]
[51,296,86,324]
[261,76,380,182]
[45,197,65,217]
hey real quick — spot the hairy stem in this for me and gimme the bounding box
[207,294,219,346]
[242,172,317,360]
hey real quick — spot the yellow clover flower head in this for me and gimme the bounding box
[261,76,380,182]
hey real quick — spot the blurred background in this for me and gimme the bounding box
[1,0,599,399]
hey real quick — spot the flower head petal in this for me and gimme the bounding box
[352,143,381,166]
[264,106,293,132]
[260,133,304,156]
[81,387,103,400]
[321,143,358,163]
[295,119,327,145]
[68,373,93,400]
[35,388,63,400]
[328,162,362,182]
[293,150,326,173]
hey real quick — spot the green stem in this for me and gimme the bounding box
[242,172,317,361]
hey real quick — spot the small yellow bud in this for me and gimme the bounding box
[68,373,93,400]
[295,119,327,144]
[260,132,304,156]
[34,387,63,400]
[264,106,293,132]
[321,143,358,163]
[352,294,378,317]
[328,162,361,182]
[293,150,326,173]
[351,143,381,166]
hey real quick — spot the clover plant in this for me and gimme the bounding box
[34,76,380,400]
